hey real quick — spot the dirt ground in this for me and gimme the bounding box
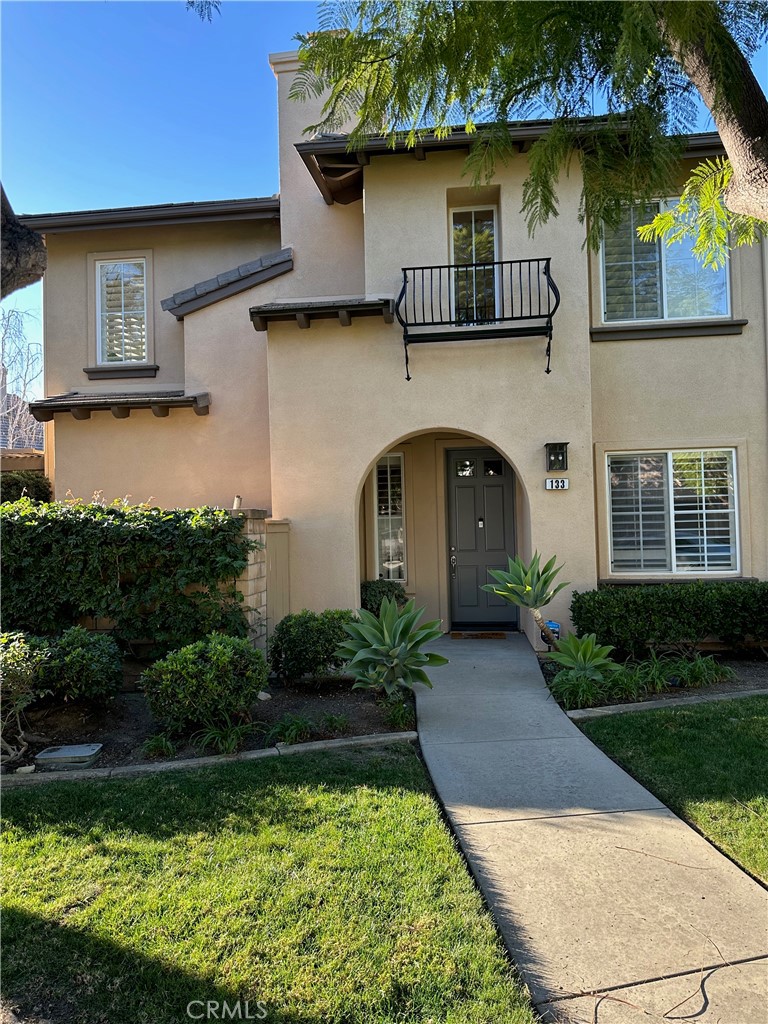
[16,672,406,773]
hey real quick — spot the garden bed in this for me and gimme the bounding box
[14,674,411,773]
[538,651,768,708]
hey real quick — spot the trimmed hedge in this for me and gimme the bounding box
[571,581,768,656]
[0,628,122,704]
[0,499,258,656]
[360,579,407,613]
[141,633,268,733]
[1,472,52,503]
[268,609,357,683]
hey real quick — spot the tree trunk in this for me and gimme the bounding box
[531,607,556,646]
[1,186,47,299]
[661,13,768,222]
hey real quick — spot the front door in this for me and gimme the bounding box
[448,448,517,628]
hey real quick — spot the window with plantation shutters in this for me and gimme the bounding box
[607,449,738,574]
[602,202,729,322]
[375,454,406,581]
[96,259,147,363]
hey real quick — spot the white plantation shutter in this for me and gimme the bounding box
[608,450,737,573]
[603,204,661,321]
[602,202,729,322]
[98,260,147,362]
[375,455,406,581]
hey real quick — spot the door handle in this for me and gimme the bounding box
[450,554,457,580]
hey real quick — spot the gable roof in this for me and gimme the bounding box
[161,247,294,320]
[19,196,280,233]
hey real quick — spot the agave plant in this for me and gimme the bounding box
[481,552,569,645]
[335,598,448,696]
[549,633,620,680]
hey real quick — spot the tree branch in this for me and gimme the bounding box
[1,186,47,299]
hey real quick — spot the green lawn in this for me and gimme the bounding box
[581,696,768,882]
[2,745,535,1024]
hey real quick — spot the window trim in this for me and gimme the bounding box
[87,249,154,370]
[374,452,407,583]
[599,200,732,326]
[605,446,741,577]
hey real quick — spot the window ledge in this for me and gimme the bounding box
[84,364,159,380]
[598,576,756,587]
[590,319,748,342]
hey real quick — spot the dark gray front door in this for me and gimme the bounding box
[448,448,517,627]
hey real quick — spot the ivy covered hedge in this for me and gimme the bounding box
[0,499,258,655]
[571,580,768,656]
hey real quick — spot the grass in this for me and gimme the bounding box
[581,696,768,882]
[2,745,535,1024]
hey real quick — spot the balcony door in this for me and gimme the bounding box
[450,207,498,324]
[448,448,517,628]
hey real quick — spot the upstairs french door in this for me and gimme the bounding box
[450,207,499,324]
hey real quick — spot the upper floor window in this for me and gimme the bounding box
[601,203,729,323]
[96,258,147,363]
[451,207,498,323]
[607,448,738,574]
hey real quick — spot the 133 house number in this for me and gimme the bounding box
[545,478,569,490]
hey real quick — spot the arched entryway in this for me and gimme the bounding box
[356,429,532,630]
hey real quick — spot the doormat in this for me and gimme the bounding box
[450,631,508,640]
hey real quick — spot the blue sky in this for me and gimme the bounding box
[1,0,318,360]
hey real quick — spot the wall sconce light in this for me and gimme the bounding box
[545,442,569,472]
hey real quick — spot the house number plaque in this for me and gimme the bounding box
[545,478,569,490]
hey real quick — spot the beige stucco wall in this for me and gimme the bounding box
[589,238,768,581]
[270,51,365,299]
[43,219,281,507]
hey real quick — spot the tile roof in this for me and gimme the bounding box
[161,248,293,319]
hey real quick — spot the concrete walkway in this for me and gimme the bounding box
[417,636,768,1024]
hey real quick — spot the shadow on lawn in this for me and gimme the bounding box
[2,905,319,1024]
[2,745,428,841]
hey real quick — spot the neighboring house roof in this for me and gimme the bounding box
[18,196,280,233]
[297,126,726,205]
[161,248,294,320]
[30,391,211,421]
[250,297,395,332]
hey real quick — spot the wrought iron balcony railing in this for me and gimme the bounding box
[394,258,560,379]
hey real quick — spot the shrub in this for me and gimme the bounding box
[549,670,607,710]
[0,632,50,762]
[335,598,447,696]
[45,626,123,702]
[141,633,268,733]
[268,609,357,683]
[0,499,257,656]
[360,579,407,613]
[1,472,52,503]
[571,581,768,657]
[191,714,254,755]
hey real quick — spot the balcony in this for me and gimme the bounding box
[395,258,560,379]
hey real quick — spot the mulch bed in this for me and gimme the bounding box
[14,666,407,773]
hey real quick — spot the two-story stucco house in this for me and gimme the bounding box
[25,51,768,648]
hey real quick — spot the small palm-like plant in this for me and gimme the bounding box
[549,633,620,680]
[335,598,448,696]
[481,552,569,645]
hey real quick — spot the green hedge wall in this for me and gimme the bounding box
[571,580,768,656]
[0,499,258,655]
[1,471,52,503]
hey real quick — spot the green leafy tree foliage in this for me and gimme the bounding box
[295,1,768,256]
